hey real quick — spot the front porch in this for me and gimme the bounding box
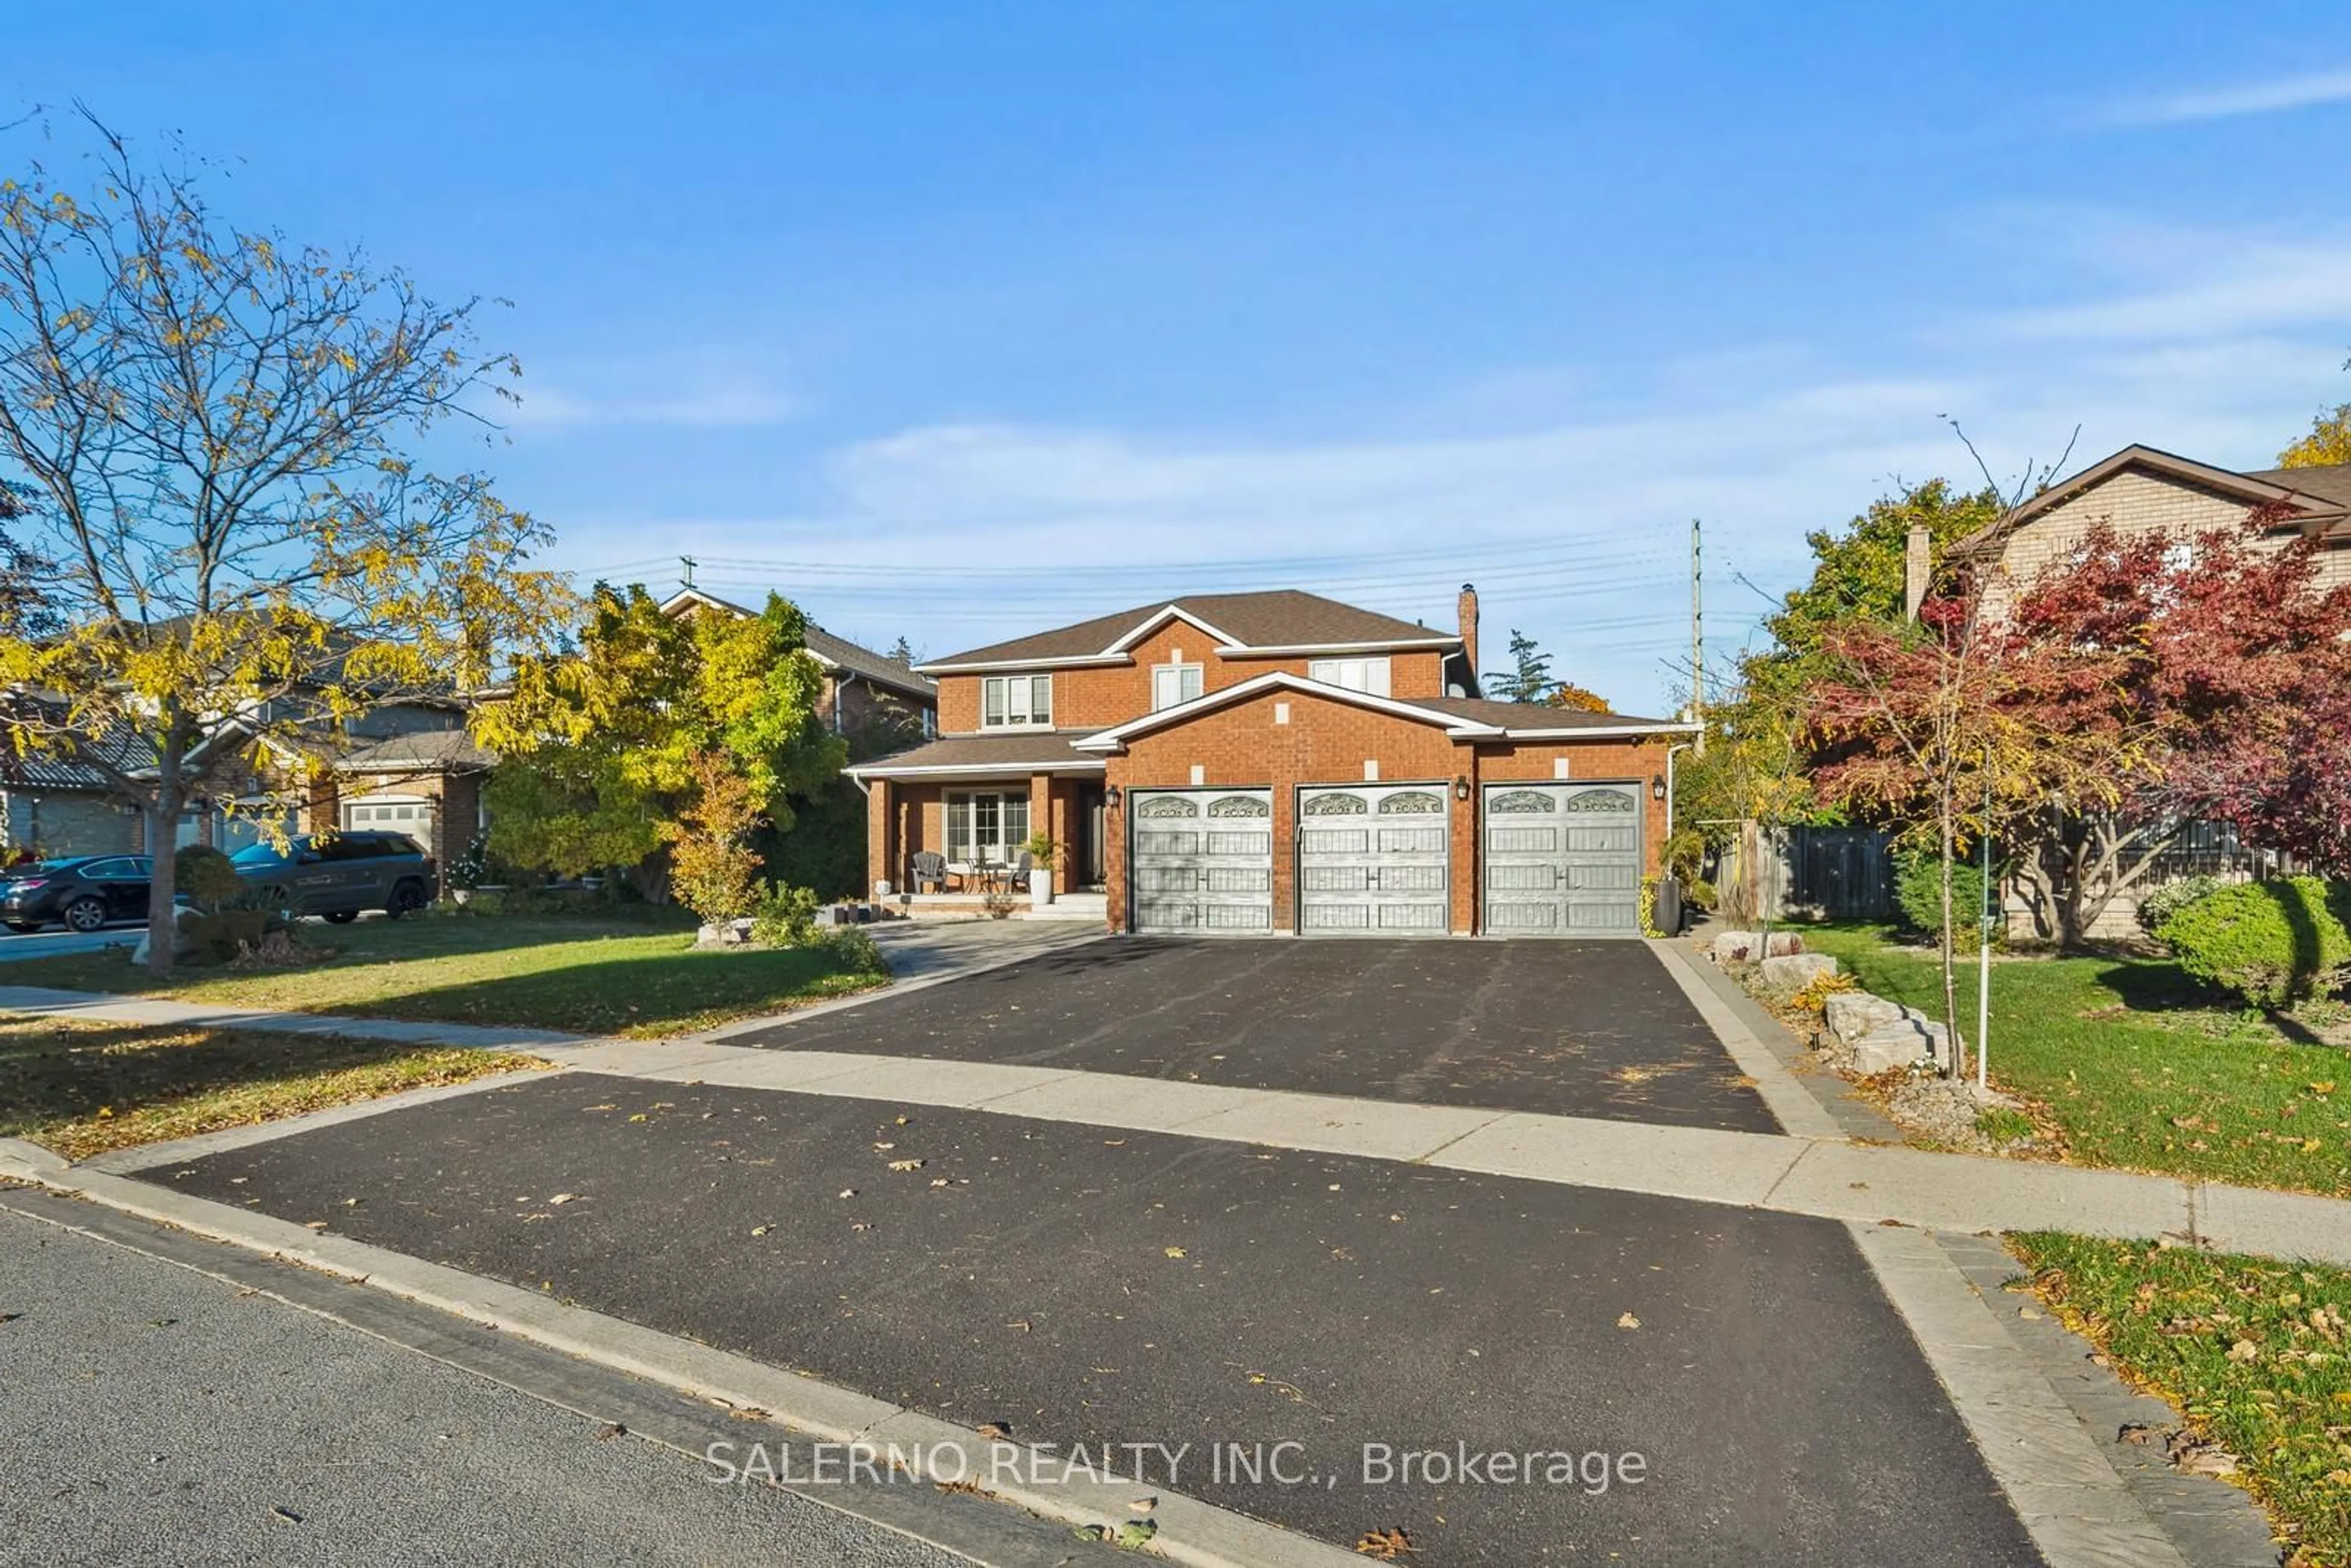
[852,752,1109,915]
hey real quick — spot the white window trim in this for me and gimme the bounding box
[1150,661,1204,711]
[980,673,1054,730]
[943,789,1032,865]
[1309,655,1391,697]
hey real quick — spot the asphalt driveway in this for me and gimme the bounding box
[148,1072,2037,1566]
[729,937,1777,1133]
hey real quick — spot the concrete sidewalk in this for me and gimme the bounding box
[9,975,2345,1266]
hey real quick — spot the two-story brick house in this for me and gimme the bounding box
[849,587,1698,936]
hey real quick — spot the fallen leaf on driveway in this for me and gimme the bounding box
[977,1421,1011,1439]
[838,1188,857,1199]
[1355,1526,1415,1558]
[1164,1247,1187,1259]
[1617,1312,1641,1330]
[873,1142,896,1150]
[887,1159,925,1172]
[751,1226,771,1237]
[549,1194,578,1205]
[1128,1496,1156,1514]
[304,1220,329,1231]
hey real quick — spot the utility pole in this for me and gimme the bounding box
[681,555,697,590]
[1690,519,1705,754]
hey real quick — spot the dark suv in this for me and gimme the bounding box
[1,855,154,934]
[230,833,435,922]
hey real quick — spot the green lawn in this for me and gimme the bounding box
[2014,1232,2351,1566]
[1802,924,2351,1196]
[0,1016,546,1160]
[0,916,887,1038]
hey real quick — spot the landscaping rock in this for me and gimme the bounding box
[1759,952,1839,989]
[1710,930,1760,962]
[1851,1014,1951,1075]
[1823,991,1907,1045]
[1763,931,1805,956]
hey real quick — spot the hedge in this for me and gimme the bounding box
[2156,876,2351,1008]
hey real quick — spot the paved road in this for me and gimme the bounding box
[728,937,1777,1131]
[149,1071,2042,1566]
[0,1205,975,1567]
[0,926,140,963]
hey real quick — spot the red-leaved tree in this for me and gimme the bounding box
[2008,506,2351,914]
[1805,580,2142,1059]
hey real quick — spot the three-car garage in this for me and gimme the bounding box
[1127,775,1645,937]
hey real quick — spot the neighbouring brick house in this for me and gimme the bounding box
[1944,443,2351,939]
[1952,443,2351,609]
[659,589,939,746]
[5,591,933,899]
[848,587,1698,936]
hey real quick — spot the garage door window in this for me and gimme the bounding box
[946,791,1029,863]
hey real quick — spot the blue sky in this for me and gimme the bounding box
[11,4,2351,709]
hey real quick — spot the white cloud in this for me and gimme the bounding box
[2098,67,2351,127]
[504,379,801,429]
[552,214,2351,710]
[1991,236,2351,342]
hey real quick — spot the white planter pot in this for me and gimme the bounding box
[1029,869,1054,907]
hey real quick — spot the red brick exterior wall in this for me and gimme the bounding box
[931,623,1451,737]
[1105,687,1465,932]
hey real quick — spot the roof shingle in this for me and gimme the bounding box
[926,591,1457,668]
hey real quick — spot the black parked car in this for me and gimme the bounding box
[1,855,154,934]
[230,832,435,922]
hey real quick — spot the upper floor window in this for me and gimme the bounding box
[1308,656,1390,696]
[1151,662,1204,711]
[983,673,1052,729]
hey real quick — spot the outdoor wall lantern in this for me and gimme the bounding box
[1453,775,1471,801]
[1651,774,1667,801]
[1104,784,1122,810]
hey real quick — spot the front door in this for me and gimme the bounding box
[1078,784,1108,890]
[1295,784,1452,934]
[1481,782,1644,935]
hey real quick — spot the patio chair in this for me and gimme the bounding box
[909,850,948,894]
[1006,851,1033,890]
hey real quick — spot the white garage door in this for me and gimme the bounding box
[1482,782,1643,936]
[1129,789,1273,933]
[1297,784,1451,934]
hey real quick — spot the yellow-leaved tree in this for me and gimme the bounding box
[0,113,571,971]
[2279,403,2351,468]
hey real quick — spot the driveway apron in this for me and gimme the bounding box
[143,1072,2037,1566]
[726,939,1780,1134]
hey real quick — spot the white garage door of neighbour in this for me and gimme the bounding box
[1128,789,1273,933]
[1481,782,1643,936]
[1296,784,1450,934]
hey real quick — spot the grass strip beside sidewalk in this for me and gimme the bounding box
[0,916,886,1038]
[2014,1231,2350,1567]
[0,1016,546,1161]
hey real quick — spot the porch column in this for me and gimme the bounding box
[866,778,894,898]
[1028,773,1052,880]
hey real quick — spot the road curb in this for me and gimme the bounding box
[1849,1221,2194,1568]
[2,1153,1364,1568]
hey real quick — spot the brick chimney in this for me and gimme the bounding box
[1903,523,1932,620]
[1457,583,1480,676]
